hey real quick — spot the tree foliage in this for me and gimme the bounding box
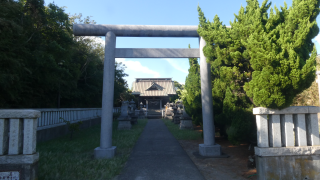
[169,81,184,102]
[114,62,137,107]
[0,0,129,108]
[292,56,320,106]
[197,0,319,143]
[182,47,203,126]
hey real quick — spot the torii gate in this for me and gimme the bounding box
[73,24,221,158]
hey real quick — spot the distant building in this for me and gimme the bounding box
[132,78,176,110]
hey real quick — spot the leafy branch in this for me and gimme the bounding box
[60,117,83,140]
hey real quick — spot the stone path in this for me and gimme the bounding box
[116,119,205,180]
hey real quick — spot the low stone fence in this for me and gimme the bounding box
[253,106,320,179]
[0,110,41,180]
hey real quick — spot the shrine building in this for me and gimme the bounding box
[131,78,177,110]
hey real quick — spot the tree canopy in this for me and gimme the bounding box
[190,0,319,143]
[169,81,184,102]
[0,0,130,108]
[181,45,203,126]
[198,0,319,109]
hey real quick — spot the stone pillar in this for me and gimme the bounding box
[8,119,23,154]
[256,114,269,147]
[281,114,294,147]
[146,100,148,111]
[198,36,221,156]
[317,71,320,106]
[268,115,281,147]
[180,105,193,130]
[135,110,140,117]
[0,110,40,180]
[306,113,320,146]
[316,71,320,128]
[94,31,116,159]
[117,101,132,130]
[293,114,307,146]
[253,106,320,179]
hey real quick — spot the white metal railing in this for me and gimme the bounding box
[253,106,320,149]
[113,107,121,113]
[34,107,120,130]
[34,108,101,130]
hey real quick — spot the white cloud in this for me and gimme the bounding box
[93,37,105,47]
[116,58,160,78]
[82,36,105,47]
[163,58,188,74]
[314,34,320,45]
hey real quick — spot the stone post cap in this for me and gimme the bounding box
[253,106,320,115]
[0,109,41,119]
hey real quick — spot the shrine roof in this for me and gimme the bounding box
[132,78,176,97]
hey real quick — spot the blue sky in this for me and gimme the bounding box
[45,0,320,88]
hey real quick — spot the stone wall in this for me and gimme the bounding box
[37,117,101,143]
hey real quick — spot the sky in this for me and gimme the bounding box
[45,0,320,88]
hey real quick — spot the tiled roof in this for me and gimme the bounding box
[132,78,176,97]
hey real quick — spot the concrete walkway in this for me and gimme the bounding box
[116,119,205,180]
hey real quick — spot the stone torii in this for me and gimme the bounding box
[73,24,220,158]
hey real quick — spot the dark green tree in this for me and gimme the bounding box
[0,0,131,109]
[197,0,319,143]
[0,0,27,107]
[170,81,184,102]
[0,0,77,108]
[62,14,104,108]
[113,62,136,107]
[292,56,320,106]
[182,46,203,126]
[243,0,319,108]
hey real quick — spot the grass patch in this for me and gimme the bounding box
[37,119,148,180]
[162,119,202,140]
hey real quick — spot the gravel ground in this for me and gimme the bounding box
[179,138,257,180]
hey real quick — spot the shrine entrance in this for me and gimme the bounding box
[148,100,160,110]
[73,24,220,158]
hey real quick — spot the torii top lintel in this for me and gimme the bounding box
[73,24,199,37]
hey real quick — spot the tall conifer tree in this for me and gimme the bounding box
[197,0,319,143]
[182,45,203,126]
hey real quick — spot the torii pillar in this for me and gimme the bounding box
[94,31,117,158]
[73,24,221,158]
[198,37,221,156]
